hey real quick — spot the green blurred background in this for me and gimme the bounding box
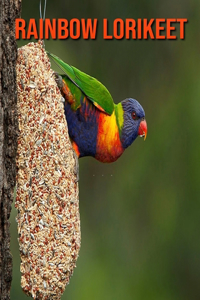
[11,0,200,299]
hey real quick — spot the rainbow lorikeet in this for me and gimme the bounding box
[48,52,147,163]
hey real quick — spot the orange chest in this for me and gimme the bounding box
[95,112,124,163]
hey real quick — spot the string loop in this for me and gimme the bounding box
[40,0,47,20]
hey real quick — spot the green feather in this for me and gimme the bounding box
[114,103,124,136]
[62,76,83,111]
[47,52,114,115]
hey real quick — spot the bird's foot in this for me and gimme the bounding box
[73,149,79,183]
[54,72,64,90]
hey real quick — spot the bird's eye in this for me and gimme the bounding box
[132,111,137,120]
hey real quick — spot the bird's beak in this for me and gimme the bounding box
[138,119,147,141]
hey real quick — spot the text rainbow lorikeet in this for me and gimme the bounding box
[48,52,147,163]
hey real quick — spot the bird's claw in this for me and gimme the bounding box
[54,72,64,90]
[73,149,79,183]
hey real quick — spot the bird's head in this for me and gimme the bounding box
[121,98,147,149]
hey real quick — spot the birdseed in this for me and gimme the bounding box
[15,41,80,300]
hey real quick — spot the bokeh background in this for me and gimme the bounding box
[11,0,200,299]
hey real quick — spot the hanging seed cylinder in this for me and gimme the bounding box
[15,41,81,300]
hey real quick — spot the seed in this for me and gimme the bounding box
[28,83,36,89]
[36,139,42,146]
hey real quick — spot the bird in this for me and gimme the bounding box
[48,52,147,163]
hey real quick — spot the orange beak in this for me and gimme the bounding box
[138,119,147,141]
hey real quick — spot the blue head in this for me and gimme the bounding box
[121,98,147,149]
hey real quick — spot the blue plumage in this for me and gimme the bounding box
[121,98,145,149]
[64,96,99,158]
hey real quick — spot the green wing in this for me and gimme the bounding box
[47,52,114,115]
